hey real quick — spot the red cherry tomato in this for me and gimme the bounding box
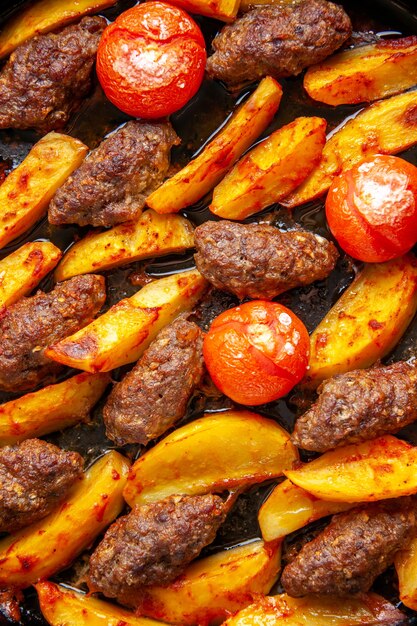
[203,301,310,406]
[325,155,417,263]
[96,2,206,119]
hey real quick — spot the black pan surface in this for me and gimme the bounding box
[0,0,417,624]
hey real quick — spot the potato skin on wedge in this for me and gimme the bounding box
[135,540,281,624]
[46,269,208,372]
[223,593,407,625]
[55,209,195,281]
[281,90,417,208]
[304,36,417,105]
[0,372,109,445]
[35,581,163,626]
[305,255,417,387]
[0,132,87,249]
[0,241,61,310]
[285,435,417,502]
[0,451,129,588]
[210,116,326,220]
[123,410,298,507]
[146,77,283,214]
[396,534,417,611]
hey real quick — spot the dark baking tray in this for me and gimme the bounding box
[0,0,417,624]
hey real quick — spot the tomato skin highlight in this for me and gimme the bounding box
[326,155,417,263]
[96,2,206,119]
[203,301,309,405]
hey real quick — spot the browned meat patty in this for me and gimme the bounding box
[0,274,105,392]
[0,438,83,532]
[194,220,338,300]
[281,498,416,597]
[88,494,227,601]
[103,316,204,446]
[292,361,417,452]
[206,0,352,87]
[49,121,179,227]
[0,17,105,132]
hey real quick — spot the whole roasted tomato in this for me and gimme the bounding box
[325,155,417,263]
[96,2,206,118]
[203,301,310,406]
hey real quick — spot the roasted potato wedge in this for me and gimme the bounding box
[281,90,417,208]
[210,116,326,220]
[46,269,208,373]
[135,540,281,624]
[285,435,417,502]
[0,451,129,588]
[55,210,194,281]
[159,0,239,21]
[304,36,417,105]
[395,534,417,611]
[146,77,283,214]
[258,479,352,542]
[0,0,117,59]
[305,255,417,387]
[123,410,298,507]
[0,372,109,445]
[0,241,61,309]
[36,581,163,626]
[224,592,407,625]
[0,132,87,249]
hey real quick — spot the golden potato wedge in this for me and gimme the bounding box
[258,479,353,542]
[0,372,109,445]
[281,90,417,208]
[210,116,326,220]
[158,0,239,21]
[0,241,61,309]
[55,210,194,281]
[224,593,407,625]
[305,255,417,387]
[46,269,208,373]
[135,540,281,624]
[146,77,283,214]
[123,410,298,507]
[0,0,117,59]
[395,534,417,611]
[0,451,129,588]
[36,581,164,626]
[304,36,417,105]
[0,132,87,249]
[285,435,417,502]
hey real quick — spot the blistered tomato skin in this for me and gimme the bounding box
[203,301,310,405]
[326,155,417,263]
[96,2,207,119]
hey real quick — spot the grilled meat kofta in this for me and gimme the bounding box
[103,316,204,446]
[0,17,105,132]
[206,0,352,87]
[49,121,179,227]
[292,361,417,452]
[281,498,417,597]
[88,494,228,602]
[194,221,338,300]
[0,438,83,533]
[0,274,105,392]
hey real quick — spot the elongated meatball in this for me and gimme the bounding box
[281,498,417,597]
[206,0,351,87]
[194,221,338,300]
[88,494,227,602]
[292,361,417,452]
[0,17,105,132]
[0,274,106,392]
[104,316,204,446]
[0,439,83,532]
[49,121,179,227]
